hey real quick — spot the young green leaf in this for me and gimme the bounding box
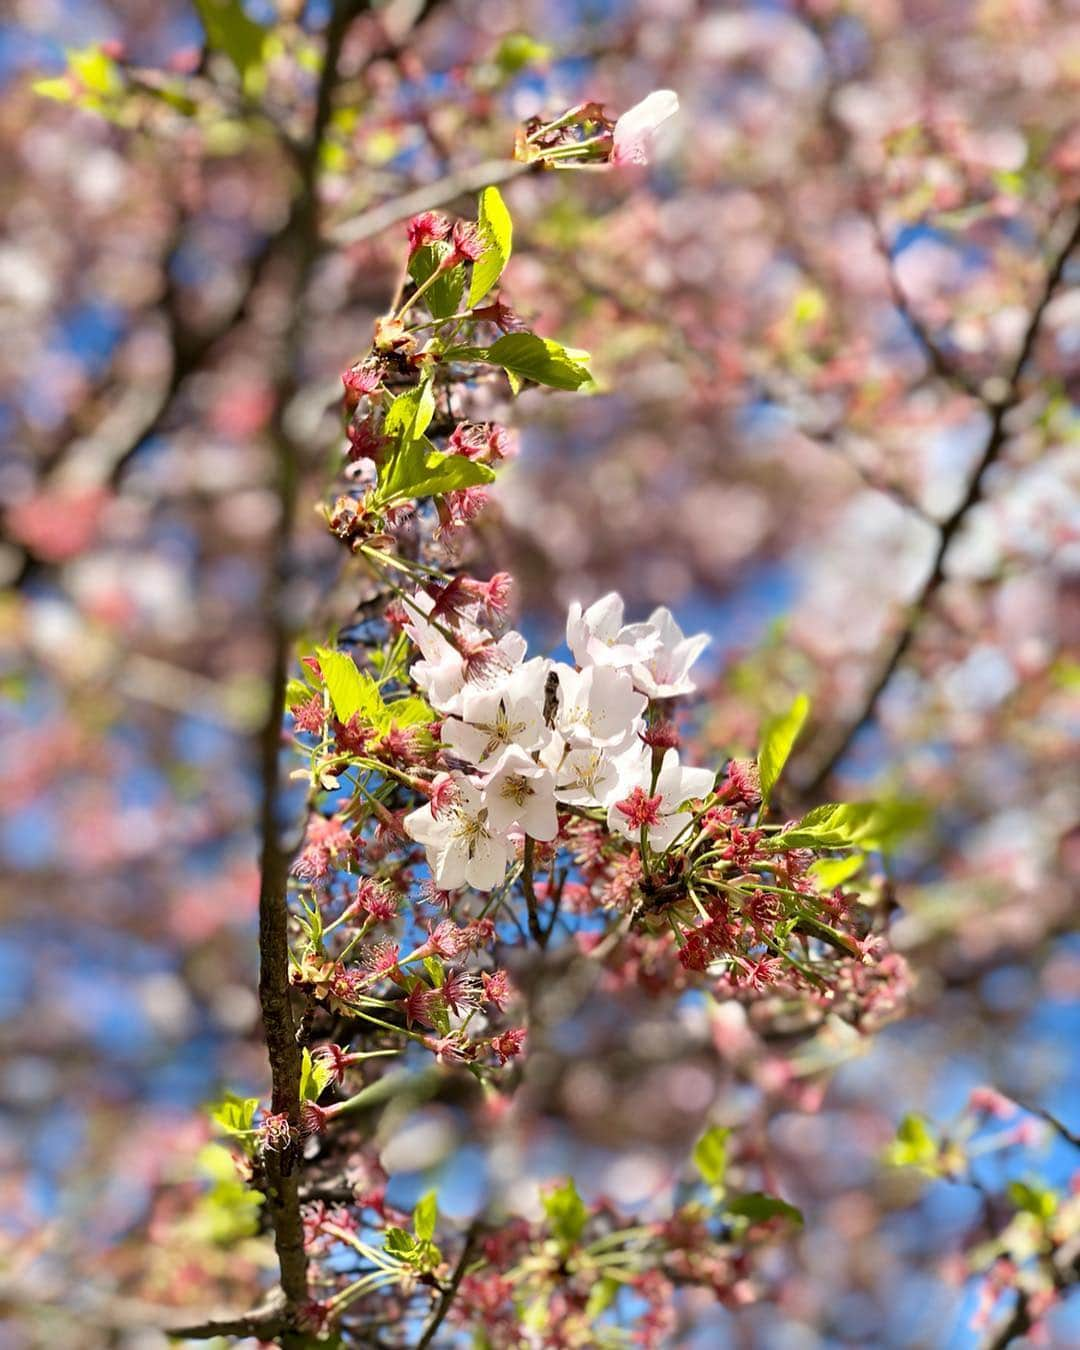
[483,334,594,393]
[757,693,809,806]
[384,382,435,442]
[299,1047,333,1103]
[467,186,513,307]
[883,1113,940,1174]
[378,438,495,504]
[409,242,464,320]
[413,1190,438,1242]
[692,1125,732,1190]
[542,1178,588,1251]
[315,647,383,725]
[209,1092,259,1139]
[193,0,268,87]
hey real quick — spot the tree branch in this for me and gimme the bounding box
[328,159,531,247]
[415,1222,480,1350]
[800,207,1080,794]
[253,0,370,1332]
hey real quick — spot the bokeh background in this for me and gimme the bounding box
[1,0,1078,1345]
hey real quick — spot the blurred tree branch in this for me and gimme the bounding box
[801,207,1080,793]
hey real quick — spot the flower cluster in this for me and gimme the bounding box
[402,589,711,889]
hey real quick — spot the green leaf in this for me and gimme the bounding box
[409,242,464,320]
[1008,1181,1057,1222]
[770,801,878,851]
[771,798,927,851]
[32,76,74,102]
[378,437,495,504]
[193,0,268,87]
[884,1113,939,1174]
[584,1275,620,1319]
[413,1190,438,1242]
[285,678,314,710]
[68,46,122,95]
[468,186,513,307]
[383,695,434,729]
[542,1178,588,1251]
[299,1047,333,1103]
[384,382,435,442]
[692,1125,732,1189]
[316,647,382,724]
[726,1192,804,1227]
[384,1226,416,1258]
[809,853,866,888]
[483,333,594,393]
[757,693,809,806]
[494,33,552,76]
[209,1092,258,1139]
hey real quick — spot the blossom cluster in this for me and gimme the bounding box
[402,590,711,890]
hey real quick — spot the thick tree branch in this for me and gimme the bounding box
[253,0,369,1333]
[800,208,1080,794]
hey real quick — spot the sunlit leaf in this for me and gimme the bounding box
[468,186,513,307]
[757,693,809,806]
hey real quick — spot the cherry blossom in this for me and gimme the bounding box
[611,90,679,166]
[551,662,647,750]
[608,747,716,850]
[566,592,660,670]
[441,657,552,766]
[630,606,710,699]
[404,774,515,890]
[481,745,558,841]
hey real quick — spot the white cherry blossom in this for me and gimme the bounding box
[403,774,514,891]
[481,745,558,841]
[612,90,679,167]
[566,593,659,671]
[630,607,709,699]
[606,747,715,851]
[441,657,552,766]
[406,589,526,715]
[552,662,646,750]
[545,737,649,809]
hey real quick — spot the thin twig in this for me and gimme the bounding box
[415,1222,480,1350]
[329,159,531,247]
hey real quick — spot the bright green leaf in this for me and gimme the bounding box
[68,46,122,96]
[468,186,513,307]
[584,1276,620,1319]
[484,333,594,393]
[810,853,866,888]
[384,1226,416,1258]
[413,1190,438,1242]
[316,647,382,725]
[209,1092,258,1139]
[299,1047,333,1103]
[692,1125,732,1189]
[542,1178,588,1251]
[884,1113,940,1174]
[378,438,495,504]
[494,33,552,76]
[757,693,809,806]
[384,382,435,442]
[1008,1181,1057,1222]
[32,76,75,102]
